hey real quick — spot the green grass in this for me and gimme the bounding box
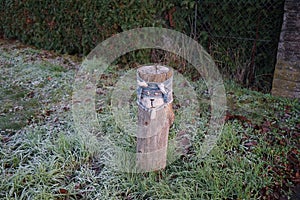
[0,39,299,199]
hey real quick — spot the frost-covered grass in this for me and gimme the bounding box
[0,39,299,199]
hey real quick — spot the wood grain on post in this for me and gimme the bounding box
[136,65,174,172]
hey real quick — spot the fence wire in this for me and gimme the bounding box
[190,0,284,91]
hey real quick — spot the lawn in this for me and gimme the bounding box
[0,39,299,199]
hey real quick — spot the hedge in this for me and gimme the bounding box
[0,0,284,89]
[0,0,186,54]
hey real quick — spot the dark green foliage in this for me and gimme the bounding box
[0,0,284,90]
[0,0,169,54]
[171,0,284,90]
[0,1,3,36]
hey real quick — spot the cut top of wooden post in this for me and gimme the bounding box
[137,65,173,113]
[137,65,172,83]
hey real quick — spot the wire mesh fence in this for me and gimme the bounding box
[0,0,285,91]
[190,0,285,91]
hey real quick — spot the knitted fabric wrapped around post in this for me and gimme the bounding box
[137,71,173,119]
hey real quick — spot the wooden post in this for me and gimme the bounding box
[136,65,174,172]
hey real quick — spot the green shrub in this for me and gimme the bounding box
[0,0,284,90]
[0,0,173,54]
